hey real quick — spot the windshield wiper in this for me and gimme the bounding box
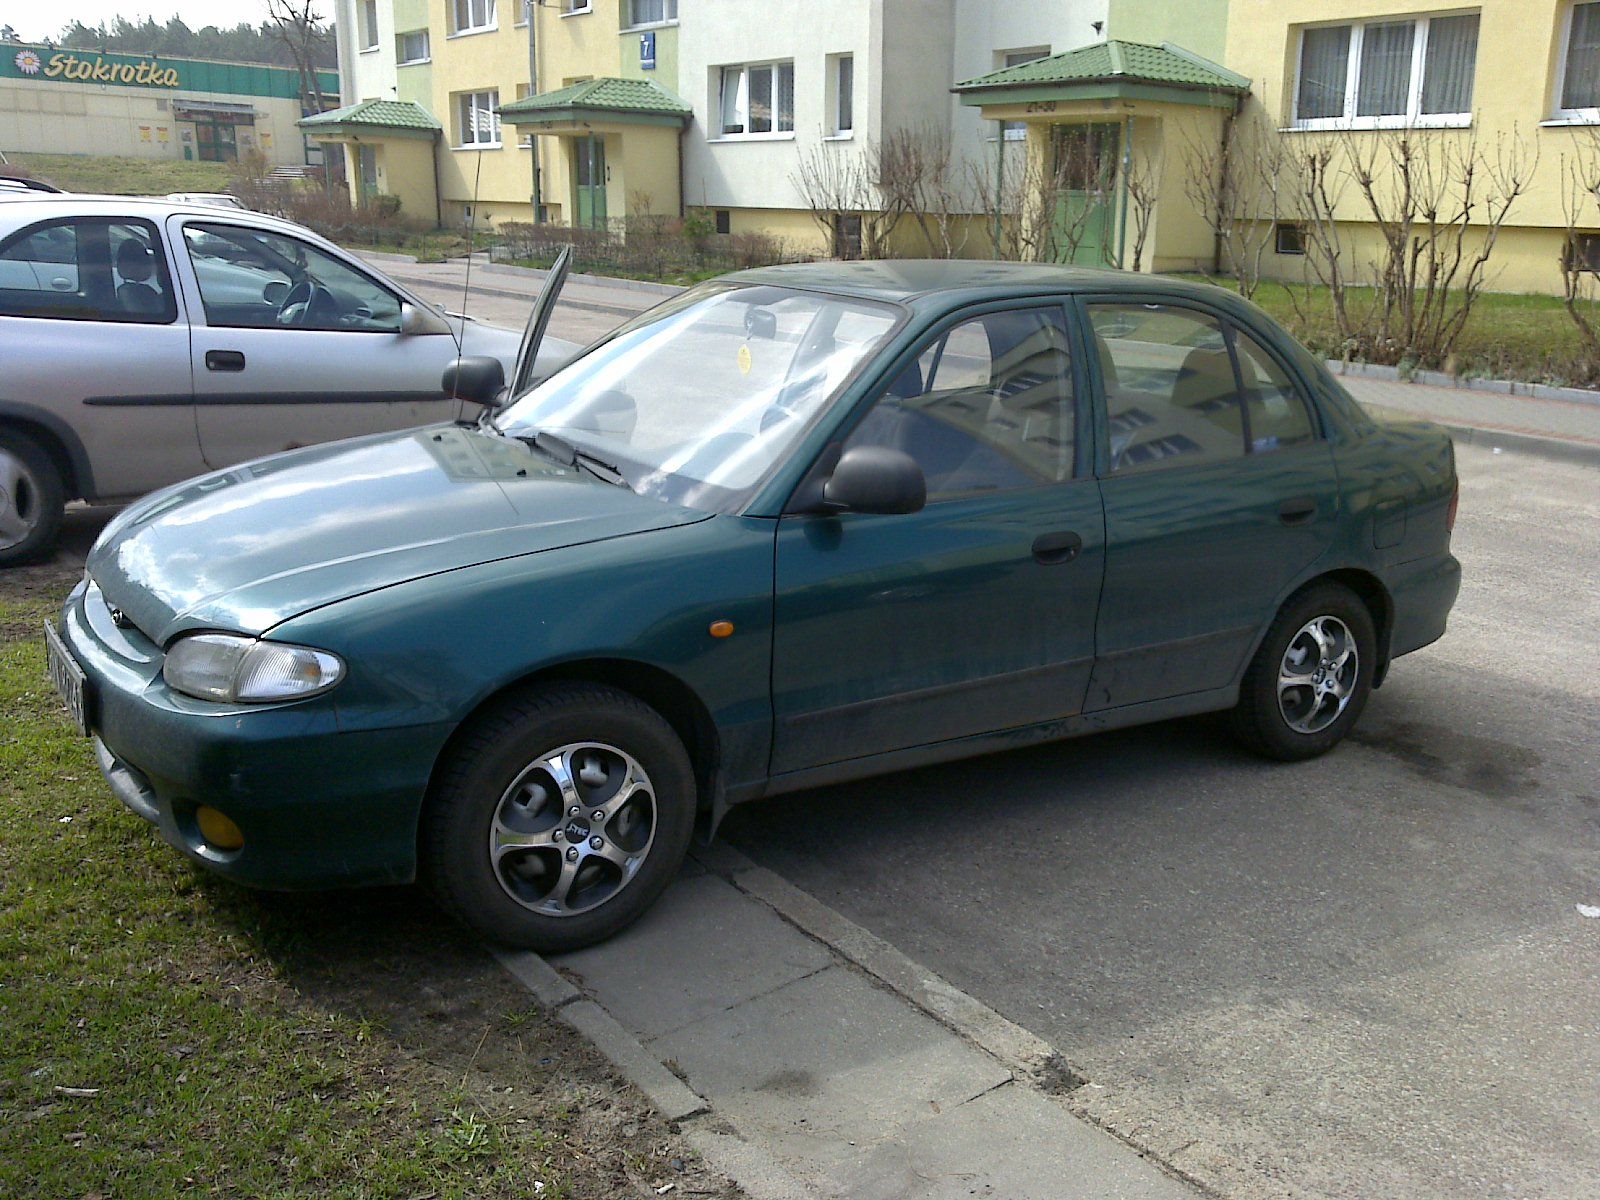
[523,430,631,489]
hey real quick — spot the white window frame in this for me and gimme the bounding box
[360,0,380,51]
[997,48,1050,141]
[515,0,531,28]
[456,90,502,149]
[622,0,678,30]
[827,53,854,138]
[1554,1,1600,122]
[1290,11,1480,131]
[449,0,497,37]
[713,60,795,141]
[396,29,431,66]
[561,0,592,15]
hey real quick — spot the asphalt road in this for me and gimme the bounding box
[719,441,1600,1200]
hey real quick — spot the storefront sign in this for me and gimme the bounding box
[13,48,181,88]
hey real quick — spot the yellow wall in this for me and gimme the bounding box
[1226,0,1600,294]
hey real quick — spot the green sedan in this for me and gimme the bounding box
[51,261,1460,951]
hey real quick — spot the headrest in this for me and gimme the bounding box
[116,238,155,284]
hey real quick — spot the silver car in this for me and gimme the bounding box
[0,194,571,564]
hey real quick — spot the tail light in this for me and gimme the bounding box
[1445,479,1459,533]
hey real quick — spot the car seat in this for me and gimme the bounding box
[114,239,165,317]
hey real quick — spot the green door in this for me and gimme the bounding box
[357,144,379,206]
[574,136,607,230]
[1051,124,1119,267]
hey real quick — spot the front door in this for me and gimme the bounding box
[771,303,1104,776]
[169,216,464,469]
[1051,124,1119,267]
[195,119,239,164]
[574,136,607,230]
[357,144,379,205]
[1083,298,1341,710]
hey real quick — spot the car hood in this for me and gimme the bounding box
[88,426,707,643]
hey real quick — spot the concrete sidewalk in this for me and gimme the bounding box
[499,845,1199,1200]
[373,252,1600,464]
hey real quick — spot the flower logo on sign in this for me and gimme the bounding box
[14,50,42,75]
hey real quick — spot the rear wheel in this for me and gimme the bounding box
[0,429,65,567]
[423,683,696,952]
[1232,582,1376,761]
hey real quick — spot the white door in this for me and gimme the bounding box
[168,216,464,470]
[0,214,201,499]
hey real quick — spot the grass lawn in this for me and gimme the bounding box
[0,550,736,1200]
[1173,274,1600,390]
[4,153,235,197]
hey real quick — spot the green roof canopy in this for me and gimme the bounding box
[498,77,692,127]
[298,99,440,140]
[955,40,1250,109]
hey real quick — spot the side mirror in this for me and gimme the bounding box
[401,301,450,336]
[822,446,926,516]
[442,355,506,406]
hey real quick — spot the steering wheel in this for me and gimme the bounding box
[276,279,339,327]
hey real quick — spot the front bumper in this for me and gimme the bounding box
[61,580,454,890]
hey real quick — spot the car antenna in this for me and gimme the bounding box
[446,144,487,405]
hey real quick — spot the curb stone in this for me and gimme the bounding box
[1328,358,1600,407]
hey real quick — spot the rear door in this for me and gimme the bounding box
[167,216,463,470]
[1081,297,1340,710]
[0,213,201,499]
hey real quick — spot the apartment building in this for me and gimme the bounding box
[1223,0,1600,294]
[312,0,1232,258]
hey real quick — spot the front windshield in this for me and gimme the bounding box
[498,283,902,510]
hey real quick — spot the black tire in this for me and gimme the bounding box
[1232,581,1377,762]
[423,682,696,952]
[0,429,65,567]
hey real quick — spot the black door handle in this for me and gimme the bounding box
[1032,530,1082,565]
[1278,497,1317,525]
[205,350,246,372]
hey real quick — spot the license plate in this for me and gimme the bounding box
[44,621,89,736]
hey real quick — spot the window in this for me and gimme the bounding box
[1091,305,1244,472]
[1558,2,1600,117]
[0,218,176,324]
[182,223,401,333]
[1566,231,1600,273]
[714,210,731,235]
[360,0,380,50]
[718,61,794,137]
[624,0,677,27]
[844,309,1076,501]
[397,29,430,65]
[561,0,591,13]
[831,54,854,135]
[831,213,862,259]
[1293,12,1480,128]
[515,83,533,146]
[1274,222,1306,255]
[516,0,531,25]
[457,90,501,147]
[451,0,495,35]
[998,48,1049,140]
[1232,333,1316,452]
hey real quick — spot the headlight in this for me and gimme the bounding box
[163,633,345,703]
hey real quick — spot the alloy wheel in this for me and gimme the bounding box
[0,446,41,553]
[488,741,657,917]
[1277,614,1360,735]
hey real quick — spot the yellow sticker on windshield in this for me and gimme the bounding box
[737,343,752,375]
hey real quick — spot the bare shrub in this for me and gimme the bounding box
[1182,108,1295,297]
[1558,127,1600,383]
[875,125,976,258]
[791,140,907,259]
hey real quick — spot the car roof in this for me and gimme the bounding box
[0,191,307,236]
[722,258,1239,309]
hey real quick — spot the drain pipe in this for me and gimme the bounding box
[1117,113,1132,269]
[528,5,544,221]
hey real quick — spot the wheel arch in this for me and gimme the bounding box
[425,657,723,817]
[0,400,93,501]
[1318,567,1394,684]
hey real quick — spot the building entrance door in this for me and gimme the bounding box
[194,119,240,163]
[1050,123,1120,267]
[574,136,607,230]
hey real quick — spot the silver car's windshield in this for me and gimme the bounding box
[498,283,902,510]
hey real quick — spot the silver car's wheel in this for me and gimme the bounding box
[489,741,658,917]
[0,432,65,566]
[1276,615,1360,735]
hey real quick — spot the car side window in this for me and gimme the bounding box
[1232,330,1317,452]
[1089,303,1245,473]
[843,307,1076,502]
[182,222,402,333]
[0,217,177,325]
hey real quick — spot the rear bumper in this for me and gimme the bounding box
[62,581,452,890]
[1388,552,1462,660]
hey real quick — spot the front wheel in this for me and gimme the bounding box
[1232,582,1376,762]
[423,683,696,952]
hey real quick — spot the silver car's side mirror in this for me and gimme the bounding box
[400,302,450,336]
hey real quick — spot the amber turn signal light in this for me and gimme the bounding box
[195,805,244,851]
[709,620,735,639]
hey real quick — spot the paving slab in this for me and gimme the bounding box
[552,871,833,1039]
[834,1081,1195,1200]
[648,964,1014,1173]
